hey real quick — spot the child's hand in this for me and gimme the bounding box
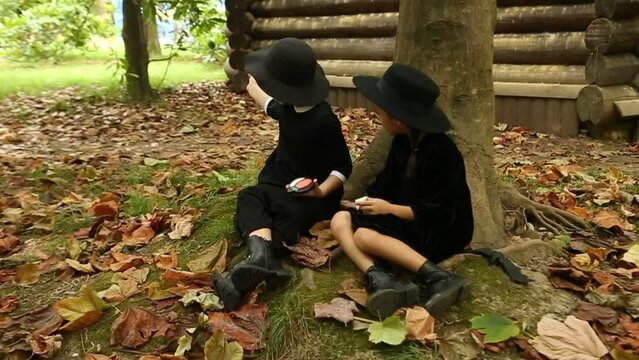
[358,198,393,215]
[300,179,323,198]
[340,200,357,209]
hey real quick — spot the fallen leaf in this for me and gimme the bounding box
[110,307,176,349]
[53,285,103,331]
[622,245,639,268]
[180,125,197,134]
[405,306,436,344]
[0,234,19,255]
[140,355,186,360]
[352,319,370,331]
[592,210,634,232]
[439,327,482,360]
[109,252,145,272]
[154,249,178,270]
[180,291,223,311]
[187,239,227,273]
[162,269,211,287]
[313,297,359,325]
[470,329,507,352]
[168,216,193,240]
[338,277,368,307]
[0,306,63,353]
[512,338,547,360]
[592,269,617,294]
[204,329,243,360]
[611,268,639,279]
[124,224,156,246]
[29,334,63,358]
[0,296,17,313]
[145,281,179,301]
[13,263,40,285]
[470,313,520,344]
[610,344,639,360]
[586,291,639,319]
[112,267,149,285]
[65,259,95,273]
[65,238,84,260]
[144,157,168,167]
[98,279,141,302]
[283,237,330,269]
[84,354,114,360]
[93,201,118,220]
[574,302,619,327]
[175,334,192,357]
[367,315,407,345]
[207,301,268,351]
[570,253,600,272]
[548,264,591,292]
[531,315,608,360]
[0,269,15,284]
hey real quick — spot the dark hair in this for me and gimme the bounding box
[406,128,423,178]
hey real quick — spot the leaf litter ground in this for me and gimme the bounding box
[0,82,637,359]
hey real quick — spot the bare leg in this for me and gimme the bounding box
[249,228,272,241]
[330,211,375,272]
[353,228,426,272]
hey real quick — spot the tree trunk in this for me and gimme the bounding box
[122,0,152,101]
[346,0,505,248]
[144,2,162,58]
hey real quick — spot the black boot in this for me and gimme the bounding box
[212,271,243,311]
[416,260,471,318]
[365,265,419,319]
[230,235,291,292]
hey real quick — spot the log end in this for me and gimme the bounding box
[585,18,613,53]
[577,85,604,123]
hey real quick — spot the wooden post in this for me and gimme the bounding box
[585,18,639,54]
[577,84,639,124]
[585,52,639,86]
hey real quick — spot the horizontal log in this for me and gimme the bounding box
[228,32,251,49]
[252,13,398,39]
[318,60,391,77]
[252,38,395,61]
[633,73,639,88]
[496,5,595,33]
[494,33,590,65]
[577,84,639,124]
[614,99,639,117]
[585,18,639,54]
[494,82,584,99]
[497,0,591,6]
[225,0,250,12]
[250,0,399,17]
[585,52,639,86]
[224,58,249,93]
[595,0,639,19]
[227,11,254,33]
[228,48,248,70]
[493,64,586,84]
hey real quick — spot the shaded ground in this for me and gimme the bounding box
[0,83,637,359]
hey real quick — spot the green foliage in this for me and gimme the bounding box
[0,0,113,61]
[470,313,520,343]
[367,316,407,346]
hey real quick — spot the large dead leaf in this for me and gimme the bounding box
[187,239,227,273]
[622,245,639,268]
[204,329,243,360]
[154,248,178,270]
[208,301,268,352]
[283,237,330,269]
[338,277,368,307]
[310,221,339,249]
[162,269,211,287]
[0,234,19,255]
[531,315,608,360]
[592,210,634,232]
[112,267,149,285]
[592,269,617,295]
[574,302,619,327]
[547,264,591,293]
[139,355,186,360]
[84,354,115,360]
[29,334,63,358]
[110,307,176,349]
[0,306,63,353]
[93,201,118,221]
[13,263,40,285]
[109,252,145,272]
[98,279,141,302]
[65,259,95,273]
[123,223,156,246]
[570,253,600,272]
[145,281,179,301]
[53,285,103,331]
[512,339,547,360]
[405,306,436,344]
[168,215,193,240]
[314,297,359,325]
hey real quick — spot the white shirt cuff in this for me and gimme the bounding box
[330,170,347,183]
[263,97,273,114]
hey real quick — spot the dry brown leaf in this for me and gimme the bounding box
[0,306,63,353]
[93,201,118,220]
[83,353,115,360]
[207,301,268,352]
[313,297,359,325]
[65,259,95,273]
[53,285,103,331]
[162,269,211,287]
[592,269,617,294]
[154,249,178,270]
[29,334,63,358]
[0,296,17,313]
[338,277,368,307]
[112,267,149,285]
[283,237,330,269]
[109,252,145,272]
[570,253,600,272]
[39,252,68,273]
[124,224,156,246]
[547,264,591,293]
[0,234,19,255]
[139,355,187,360]
[144,281,179,301]
[13,263,40,285]
[99,279,141,302]
[405,306,437,344]
[611,268,639,279]
[168,216,193,240]
[574,302,619,327]
[512,338,547,360]
[531,315,608,360]
[110,307,176,349]
[592,210,634,232]
[187,239,228,273]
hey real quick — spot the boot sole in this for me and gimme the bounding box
[212,274,242,311]
[425,279,472,318]
[366,283,420,319]
[231,265,291,292]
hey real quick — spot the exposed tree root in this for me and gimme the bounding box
[498,183,590,235]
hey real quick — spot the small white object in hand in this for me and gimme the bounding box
[354,196,368,210]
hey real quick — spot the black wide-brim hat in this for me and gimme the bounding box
[353,64,451,133]
[245,38,329,106]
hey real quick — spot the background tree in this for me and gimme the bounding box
[122,0,152,101]
[144,1,162,57]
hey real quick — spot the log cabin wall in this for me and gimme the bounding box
[224,0,639,141]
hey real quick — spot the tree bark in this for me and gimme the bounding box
[577,84,639,124]
[585,18,639,54]
[252,13,398,39]
[250,0,400,17]
[496,4,595,33]
[494,33,590,65]
[380,0,504,247]
[585,52,639,86]
[595,0,639,19]
[144,2,162,58]
[122,0,152,101]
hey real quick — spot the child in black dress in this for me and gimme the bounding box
[213,38,353,310]
[331,64,474,318]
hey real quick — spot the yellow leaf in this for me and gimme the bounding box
[622,245,639,268]
[65,259,95,273]
[204,330,243,360]
[13,263,40,285]
[145,281,178,301]
[53,285,103,331]
[187,239,227,273]
[65,238,84,260]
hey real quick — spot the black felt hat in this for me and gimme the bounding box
[244,38,329,106]
[353,64,451,133]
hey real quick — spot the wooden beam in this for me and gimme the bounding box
[493,64,586,84]
[252,38,396,61]
[585,17,639,54]
[577,84,639,124]
[497,0,591,6]
[595,0,639,19]
[326,75,356,89]
[318,60,391,77]
[585,52,639,86]
[494,33,590,65]
[496,5,595,33]
[494,82,585,99]
[227,11,254,33]
[250,0,400,17]
[614,99,639,117]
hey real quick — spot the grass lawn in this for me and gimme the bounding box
[0,56,226,98]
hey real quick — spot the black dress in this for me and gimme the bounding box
[235,100,353,245]
[349,133,473,263]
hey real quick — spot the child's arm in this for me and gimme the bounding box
[302,174,343,198]
[358,198,415,221]
[246,75,271,111]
